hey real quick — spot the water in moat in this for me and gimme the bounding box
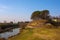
[0,28,20,39]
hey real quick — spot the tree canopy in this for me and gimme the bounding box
[31,11,41,20]
[31,10,50,20]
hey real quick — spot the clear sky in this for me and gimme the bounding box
[0,0,60,22]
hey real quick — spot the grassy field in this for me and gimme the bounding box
[8,27,60,40]
[8,20,60,40]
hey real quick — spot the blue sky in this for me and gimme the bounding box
[0,0,60,22]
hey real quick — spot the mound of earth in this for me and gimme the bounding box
[26,19,54,28]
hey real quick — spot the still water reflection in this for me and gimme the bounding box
[0,28,20,39]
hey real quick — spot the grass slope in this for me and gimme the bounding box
[8,28,60,40]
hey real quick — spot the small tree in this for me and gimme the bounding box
[10,21,13,24]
